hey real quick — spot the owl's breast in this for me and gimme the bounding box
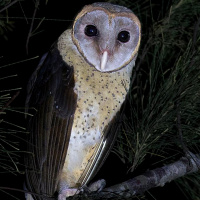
[73,66,128,135]
[61,64,131,187]
[58,29,133,187]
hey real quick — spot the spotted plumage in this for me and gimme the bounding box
[25,2,141,200]
[58,29,134,188]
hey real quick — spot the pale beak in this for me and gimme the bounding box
[100,51,108,71]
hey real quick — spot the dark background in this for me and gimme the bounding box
[0,0,189,199]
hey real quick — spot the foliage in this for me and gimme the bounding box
[0,66,25,174]
[109,0,200,199]
[0,0,41,175]
[0,16,14,40]
[0,0,15,40]
[176,172,200,200]
[0,0,200,199]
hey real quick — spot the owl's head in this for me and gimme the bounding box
[72,2,141,72]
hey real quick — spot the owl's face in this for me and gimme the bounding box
[72,3,141,72]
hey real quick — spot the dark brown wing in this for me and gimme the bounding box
[25,47,77,199]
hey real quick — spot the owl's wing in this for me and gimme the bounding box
[25,47,77,199]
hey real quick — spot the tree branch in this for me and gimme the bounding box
[3,153,199,199]
[89,152,200,199]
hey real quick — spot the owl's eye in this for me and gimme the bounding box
[84,25,98,37]
[117,31,130,43]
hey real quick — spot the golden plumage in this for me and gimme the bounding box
[58,29,134,188]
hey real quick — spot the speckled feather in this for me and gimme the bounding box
[25,34,134,199]
[57,29,134,189]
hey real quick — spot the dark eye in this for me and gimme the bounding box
[117,31,130,43]
[84,25,98,37]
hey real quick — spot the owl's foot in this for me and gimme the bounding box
[88,179,106,193]
[58,188,80,200]
[25,193,34,200]
[58,180,106,199]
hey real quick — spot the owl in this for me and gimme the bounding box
[25,2,141,200]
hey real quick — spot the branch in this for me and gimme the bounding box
[0,91,20,114]
[89,152,200,199]
[26,0,40,54]
[3,153,198,199]
[0,0,19,13]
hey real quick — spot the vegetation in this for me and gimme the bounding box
[0,0,200,199]
[111,0,200,199]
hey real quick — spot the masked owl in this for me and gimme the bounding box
[25,2,141,200]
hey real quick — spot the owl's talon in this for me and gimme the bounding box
[58,194,66,200]
[80,185,90,194]
[58,188,80,200]
[88,179,106,193]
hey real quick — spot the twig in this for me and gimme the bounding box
[0,0,19,13]
[0,56,39,69]
[0,91,20,114]
[26,0,40,54]
[0,187,56,199]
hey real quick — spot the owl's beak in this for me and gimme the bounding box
[100,51,108,70]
